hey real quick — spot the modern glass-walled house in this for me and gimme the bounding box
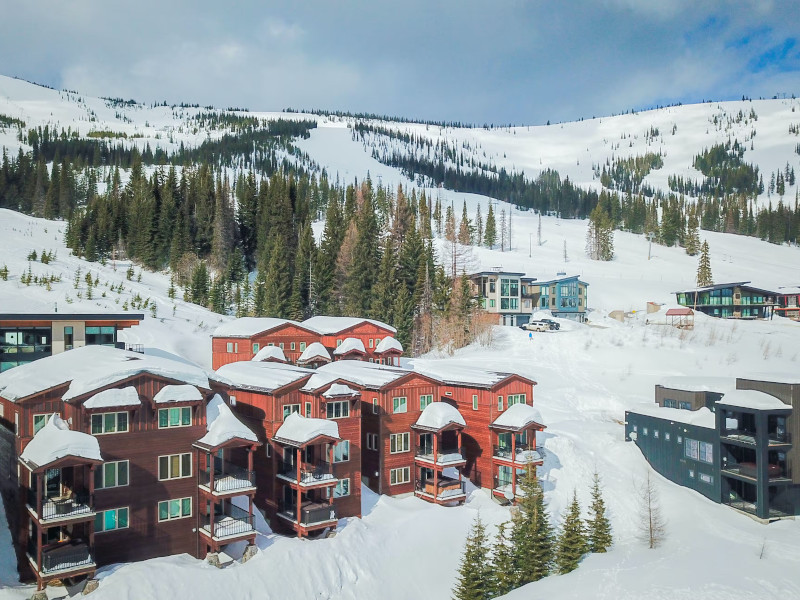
[673,282,776,319]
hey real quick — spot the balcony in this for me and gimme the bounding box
[278,501,337,526]
[721,462,792,483]
[721,430,791,447]
[27,489,94,524]
[200,504,255,541]
[492,476,523,499]
[493,445,543,464]
[415,446,466,467]
[199,462,256,495]
[27,540,94,576]
[414,477,466,502]
[277,460,336,487]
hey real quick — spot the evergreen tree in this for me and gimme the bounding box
[587,471,612,553]
[586,204,614,261]
[452,514,492,600]
[488,522,515,598]
[458,201,472,246]
[684,211,700,256]
[484,203,496,248]
[556,490,588,574]
[474,203,483,246]
[510,465,554,585]
[696,240,713,287]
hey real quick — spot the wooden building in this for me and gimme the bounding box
[0,345,258,591]
[0,312,144,373]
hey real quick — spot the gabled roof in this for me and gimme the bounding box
[273,412,339,447]
[297,342,332,363]
[491,403,546,431]
[323,383,360,398]
[414,402,466,431]
[375,336,403,354]
[83,386,141,409]
[252,346,288,363]
[153,384,203,404]
[216,361,313,394]
[665,308,694,316]
[333,337,366,356]
[20,414,102,470]
[301,360,413,392]
[411,360,534,389]
[0,345,211,403]
[213,317,312,338]
[196,394,259,449]
[302,316,396,335]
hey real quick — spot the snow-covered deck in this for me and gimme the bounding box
[415,450,466,466]
[492,447,543,465]
[200,514,255,541]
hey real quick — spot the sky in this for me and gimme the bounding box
[1,0,799,125]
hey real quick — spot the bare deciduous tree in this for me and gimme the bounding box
[638,472,665,549]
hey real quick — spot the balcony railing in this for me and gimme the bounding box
[199,462,255,493]
[28,540,93,575]
[493,445,542,463]
[722,430,791,446]
[415,446,464,465]
[279,501,337,526]
[415,478,466,500]
[27,489,94,522]
[278,460,336,485]
[201,503,255,539]
[721,462,789,481]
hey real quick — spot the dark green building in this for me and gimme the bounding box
[673,282,776,319]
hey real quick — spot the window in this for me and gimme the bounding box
[633,425,638,432]
[158,453,192,480]
[253,343,260,354]
[699,441,713,464]
[158,407,191,428]
[64,326,74,351]
[333,441,350,463]
[158,497,192,521]
[678,401,692,410]
[472,395,478,410]
[663,399,677,408]
[684,438,699,461]
[336,339,342,347]
[497,396,504,411]
[85,326,115,347]
[508,394,526,407]
[369,338,374,348]
[327,401,350,419]
[279,343,284,350]
[392,397,407,414]
[642,427,648,436]
[229,395,237,406]
[372,398,379,414]
[95,460,129,489]
[92,412,129,434]
[390,432,410,453]
[283,404,301,420]
[366,433,378,450]
[265,444,271,458]
[95,507,129,532]
[300,342,306,351]
[654,430,659,439]
[420,395,433,411]
[699,473,713,484]
[665,432,671,441]
[33,414,48,435]
[489,299,495,308]
[333,478,350,498]
[226,342,234,353]
[677,436,683,444]
[305,402,312,417]
[291,342,296,351]
[390,467,410,485]
[688,469,695,478]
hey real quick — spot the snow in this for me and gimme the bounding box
[153,384,203,404]
[415,402,466,430]
[628,405,717,429]
[0,345,210,402]
[83,387,141,409]
[297,342,331,363]
[302,360,409,391]
[251,346,288,363]
[657,376,736,393]
[212,317,298,338]
[19,414,101,469]
[375,336,403,354]
[411,360,520,388]
[273,412,339,446]
[491,403,545,430]
[717,390,790,411]
[332,337,366,356]
[322,384,360,398]
[198,394,258,448]
[216,361,313,393]
[777,286,800,295]
[738,373,800,385]
[302,316,396,335]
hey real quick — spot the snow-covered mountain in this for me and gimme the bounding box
[1,76,800,600]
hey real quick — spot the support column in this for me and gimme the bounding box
[433,433,439,501]
[296,447,302,535]
[36,471,43,518]
[208,452,215,493]
[209,500,216,545]
[511,433,517,499]
[755,412,770,520]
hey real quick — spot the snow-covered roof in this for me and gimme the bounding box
[0,345,211,403]
[375,336,403,354]
[532,274,586,285]
[323,383,360,398]
[83,386,141,409]
[412,361,521,389]
[154,384,203,404]
[302,360,410,392]
[20,414,102,469]
[491,403,545,430]
[333,337,366,356]
[717,390,789,411]
[197,394,258,448]
[273,412,339,446]
[252,346,288,362]
[657,377,736,394]
[213,317,302,338]
[297,342,331,363]
[217,361,313,393]
[777,286,800,295]
[628,405,716,429]
[737,373,800,385]
[302,316,396,335]
[415,402,466,431]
